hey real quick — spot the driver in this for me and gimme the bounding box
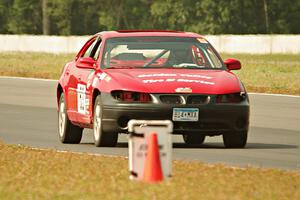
[166,48,193,66]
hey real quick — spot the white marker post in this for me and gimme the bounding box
[128,120,173,181]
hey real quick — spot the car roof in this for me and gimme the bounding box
[95,30,204,39]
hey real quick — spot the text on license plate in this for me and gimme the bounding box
[172,108,199,121]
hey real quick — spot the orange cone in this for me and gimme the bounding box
[143,133,163,183]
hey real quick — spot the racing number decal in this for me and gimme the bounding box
[77,84,86,114]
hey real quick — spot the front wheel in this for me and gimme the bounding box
[58,94,83,144]
[93,95,118,147]
[223,131,248,148]
[183,133,205,145]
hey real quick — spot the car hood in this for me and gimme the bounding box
[102,68,241,94]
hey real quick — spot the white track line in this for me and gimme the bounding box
[1,76,300,97]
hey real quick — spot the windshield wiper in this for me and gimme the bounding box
[143,49,169,68]
[105,66,136,69]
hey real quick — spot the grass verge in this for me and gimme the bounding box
[0,52,300,95]
[0,52,73,79]
[221,54,300,95]
[0,142,299,200]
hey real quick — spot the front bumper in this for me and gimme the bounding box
[100,93,250,135]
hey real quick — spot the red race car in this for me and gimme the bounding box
[57,30,249,148]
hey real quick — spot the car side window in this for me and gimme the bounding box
[82,39,97,58]
[82,38,102,60]
[91,39,102,60]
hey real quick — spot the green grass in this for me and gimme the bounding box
[0,52,300,95]
[221,54,300,95]
[0,52,74,79]
[0,142,299,200]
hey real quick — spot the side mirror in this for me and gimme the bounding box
[76,57,96,69]
[224,58,241,70]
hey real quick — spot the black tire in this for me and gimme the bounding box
[93,95,118,147]
[183,133,205,145]
[223,131,248,148]
[58,94,83,144]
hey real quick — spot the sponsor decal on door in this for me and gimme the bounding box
[77,84,86,114]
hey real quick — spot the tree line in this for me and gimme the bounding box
[0,0,299,35]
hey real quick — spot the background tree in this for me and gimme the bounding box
[151,0,189,30]
[267,0,300,33]
[0,0,299,35]
[42,0,50,35]
[98,0,152,30]
[7,0,42,34]
[0,0,13,33]
[47,0,73,35]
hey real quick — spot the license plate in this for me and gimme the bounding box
[172,108,199,121]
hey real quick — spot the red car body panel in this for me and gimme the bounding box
[97,68,241,94]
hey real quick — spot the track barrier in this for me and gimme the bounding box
[1,34,300,54]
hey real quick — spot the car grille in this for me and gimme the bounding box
[158,94,210,105]
[187,95,210,104]
[160,95,183,104]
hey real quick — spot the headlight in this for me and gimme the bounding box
[111,90,152,103]
[216,92,246,103]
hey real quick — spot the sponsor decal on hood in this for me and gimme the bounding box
[102,68,241,94]
[137,73,212,79]
[138,73,215,86]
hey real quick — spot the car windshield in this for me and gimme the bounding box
[101,37,224,69]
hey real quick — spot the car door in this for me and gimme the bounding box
[65,36,98,123]
[74,36,102,125]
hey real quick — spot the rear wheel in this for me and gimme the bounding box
[223,131,248,148]
[93,95,118,147]
[58,94,83,144]
[183,133,205,145]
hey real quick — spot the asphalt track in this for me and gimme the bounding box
[0,77,299,171]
